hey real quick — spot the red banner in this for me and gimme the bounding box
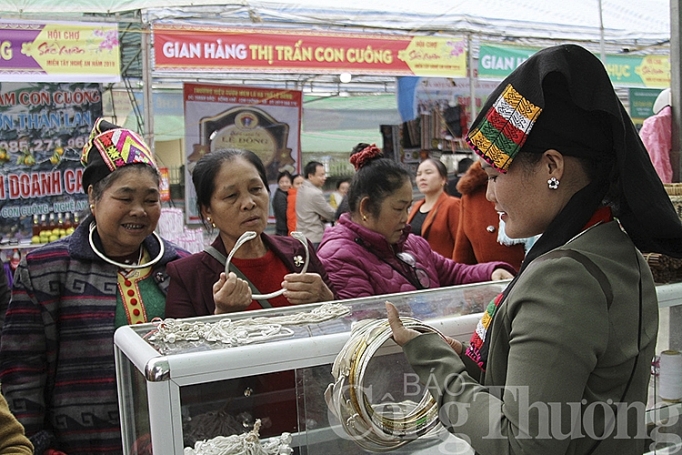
[153,25,467,77]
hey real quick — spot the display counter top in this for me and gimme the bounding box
[116,280,506,384]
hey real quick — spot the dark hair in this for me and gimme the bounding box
[304,161,323,179]
[351,142,371,154]
[191,148,269,229]
[277,170,292,183]
[336,178,350,190]
[457,157,474,174]
[89,164,160,203]
[347,150,411,218]
[421,158,448,179]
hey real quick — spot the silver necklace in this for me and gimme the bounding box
[147,303,350,347]
[184,419,292,455]
[89,221,165,269]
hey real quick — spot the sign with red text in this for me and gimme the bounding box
[183,83,302,224]
[154,25,467,77]
[0,82,101,242]
[0,20,120,83]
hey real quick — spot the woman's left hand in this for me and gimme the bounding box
[386,302,463,353]
[282,272,335,304]
[491,268,514,281]
[386,302,420,347]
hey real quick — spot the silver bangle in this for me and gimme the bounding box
[326,315,444,451]
[224,230,310,300]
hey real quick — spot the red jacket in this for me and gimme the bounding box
[453,161,525,272]
[286,187,297,234]
[407,190,460,258]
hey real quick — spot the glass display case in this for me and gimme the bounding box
[114,280,682,455]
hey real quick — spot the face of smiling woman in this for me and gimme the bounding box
[202,157,270,248]
[89,166,161,257]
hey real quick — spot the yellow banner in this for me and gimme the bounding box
[0,20,120,82]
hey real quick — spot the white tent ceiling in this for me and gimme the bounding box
[2,0,672,153]
[1,0,671,46]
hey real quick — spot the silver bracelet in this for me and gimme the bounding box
[225,230,310,300]
[325,313,444,451]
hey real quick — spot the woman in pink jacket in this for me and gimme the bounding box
[317,144,515,300]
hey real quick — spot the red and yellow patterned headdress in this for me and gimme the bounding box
[466,84,542,172]
[81,117,157,190]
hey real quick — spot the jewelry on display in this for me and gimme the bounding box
[225,230,310,300]
[325,314,445,452]
[184,419,293,455]
[147,303,350,347]
[89,221,165,269]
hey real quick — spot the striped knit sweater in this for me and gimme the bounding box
[0,218,189,454]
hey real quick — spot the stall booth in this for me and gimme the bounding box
[115,280,682,454]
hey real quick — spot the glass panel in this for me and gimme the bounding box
[180,371,298,448]
[117,355,151,452]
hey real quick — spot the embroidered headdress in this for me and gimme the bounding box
[81,117,157,190]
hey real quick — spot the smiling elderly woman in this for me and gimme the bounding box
[0,118,189,454]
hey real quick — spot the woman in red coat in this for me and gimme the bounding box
[453,160,526,271]
[286,174,304,235]
[407,158,461,258]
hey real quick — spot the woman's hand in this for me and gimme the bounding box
[385,302,421,347]
[213,272,253,314]
[491,267,514,281]
[386,302,463,354]
[282,272,334,304]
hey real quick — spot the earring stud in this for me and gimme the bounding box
[547,177,560,190]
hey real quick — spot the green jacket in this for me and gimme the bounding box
[405,221,658,455]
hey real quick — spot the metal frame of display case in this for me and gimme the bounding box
[114,280,682,455]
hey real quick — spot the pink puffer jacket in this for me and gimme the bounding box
[317,213,514,300]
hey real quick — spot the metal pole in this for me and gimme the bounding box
[672,0,681,184]
[598,0,606,62]
[669,0,682,352]
[141,23,155,154]
[468,33,476,128]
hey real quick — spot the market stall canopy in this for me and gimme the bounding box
[2,0,670,92]
[1,0,670,44]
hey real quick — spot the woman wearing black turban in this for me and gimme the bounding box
[387,44,682,454]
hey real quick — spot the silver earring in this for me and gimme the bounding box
[547,177,560,190]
